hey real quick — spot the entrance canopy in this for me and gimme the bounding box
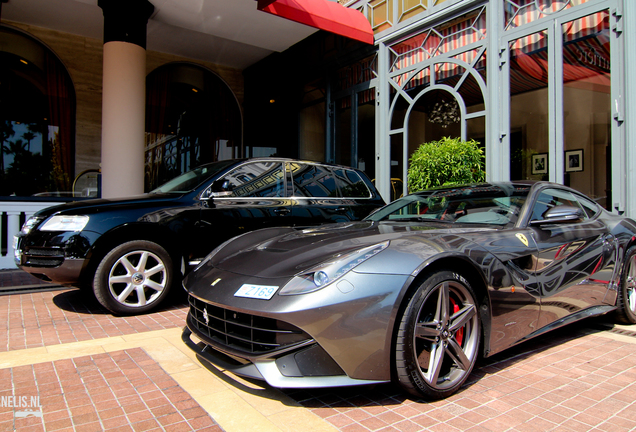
[256,0,374,44]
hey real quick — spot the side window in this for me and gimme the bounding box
[530,188,588,221]
[222,162,285,197]
[333,169,372,198]
[575,194,600,219]
[290,164,340,197]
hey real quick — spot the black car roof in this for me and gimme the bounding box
[228,157,368,171]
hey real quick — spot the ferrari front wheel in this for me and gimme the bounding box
[395,270,481,399]
[615,246,636,324]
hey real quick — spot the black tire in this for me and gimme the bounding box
[93,240,174,315]
[615,246,636,324]
[395,270,481,400]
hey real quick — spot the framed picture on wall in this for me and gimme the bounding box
[532,153,547,175]
[565,149,583,172]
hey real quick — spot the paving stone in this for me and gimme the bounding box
[0,284,635,431]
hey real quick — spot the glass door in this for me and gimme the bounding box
[502,1,622,211]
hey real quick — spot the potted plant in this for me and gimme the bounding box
[408,136,485,193]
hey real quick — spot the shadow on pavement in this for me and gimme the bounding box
[52,285,189,316]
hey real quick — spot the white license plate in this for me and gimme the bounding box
[234,284,279,300]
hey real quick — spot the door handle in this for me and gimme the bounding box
[336,207,348,213]
[274,208,290,215]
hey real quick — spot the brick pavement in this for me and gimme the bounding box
[0,270,57,290]
[3,348,219,432]
[285,326,636,431]
[0,288,218,432]
[0,286,635,431]
[0,289,187,352]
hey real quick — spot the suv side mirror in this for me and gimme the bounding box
[203,179,233,199]
[530,205,584,226]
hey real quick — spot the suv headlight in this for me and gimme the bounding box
[280,241,389,295]
[21,217,43,234]
[40,215,89,232]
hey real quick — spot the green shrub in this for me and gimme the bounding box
[408,136,485,193]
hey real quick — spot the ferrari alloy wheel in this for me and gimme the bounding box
[93,240,173,315]
[615,246,636,324]
[396,270,480,399]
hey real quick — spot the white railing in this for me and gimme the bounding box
[0,201,59,269]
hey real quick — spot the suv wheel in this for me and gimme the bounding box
[93,240,173,315]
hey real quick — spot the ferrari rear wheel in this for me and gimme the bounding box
[395,270,480,399]
[93,240,174,315]
[615,246,636,324]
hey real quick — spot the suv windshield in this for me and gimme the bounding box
[150,160,238,194]
[366,184,530,227]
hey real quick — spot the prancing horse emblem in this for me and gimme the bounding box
[516,233,529,247]
[203,307,209,325]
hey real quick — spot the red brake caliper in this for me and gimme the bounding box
[450,298,463,345]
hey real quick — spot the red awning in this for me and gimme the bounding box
[256,0,374,45]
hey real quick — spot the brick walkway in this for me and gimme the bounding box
[4,349,218,432]
[0,289,217,432]
[0,286,635,431]
[0,270,55,289]
[0,289,187,352]
[285,325,636,431]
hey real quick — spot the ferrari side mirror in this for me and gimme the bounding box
[530,205,585,226]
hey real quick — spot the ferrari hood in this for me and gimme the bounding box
[207,221,492,278]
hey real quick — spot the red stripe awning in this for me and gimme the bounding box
[256,0,374,45]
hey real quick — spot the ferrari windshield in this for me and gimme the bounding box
[366,183,530,226]
[150,160,237,194]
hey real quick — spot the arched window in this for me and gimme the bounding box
[387,6,487,199]
[0,26,75,197]
[145,63,242,191]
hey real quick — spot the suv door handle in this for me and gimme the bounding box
[274,208,290,215]
[336,207,348,213]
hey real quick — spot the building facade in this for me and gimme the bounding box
[0,0,634,219]
[363,0,633,215]
[251,0,632,215]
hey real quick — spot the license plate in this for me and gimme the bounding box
[234,284,279,300]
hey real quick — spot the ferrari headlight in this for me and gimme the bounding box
[280,241,389,295]
[40,215,89,232]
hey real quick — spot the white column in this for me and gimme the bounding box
[376,41,391,203]
[101,41,147,198]
[623,0,634,217]
[486,0,504,182]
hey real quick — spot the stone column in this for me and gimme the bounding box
[98,0,154,198]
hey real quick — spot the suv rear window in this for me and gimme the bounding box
[333,169,371,198]
[291,164,340,197]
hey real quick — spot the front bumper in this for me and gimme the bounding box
[183,265,411,384]
[182,325,387,389]
[13,233,87,285]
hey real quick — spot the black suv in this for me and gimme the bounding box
[14,158,385,314]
